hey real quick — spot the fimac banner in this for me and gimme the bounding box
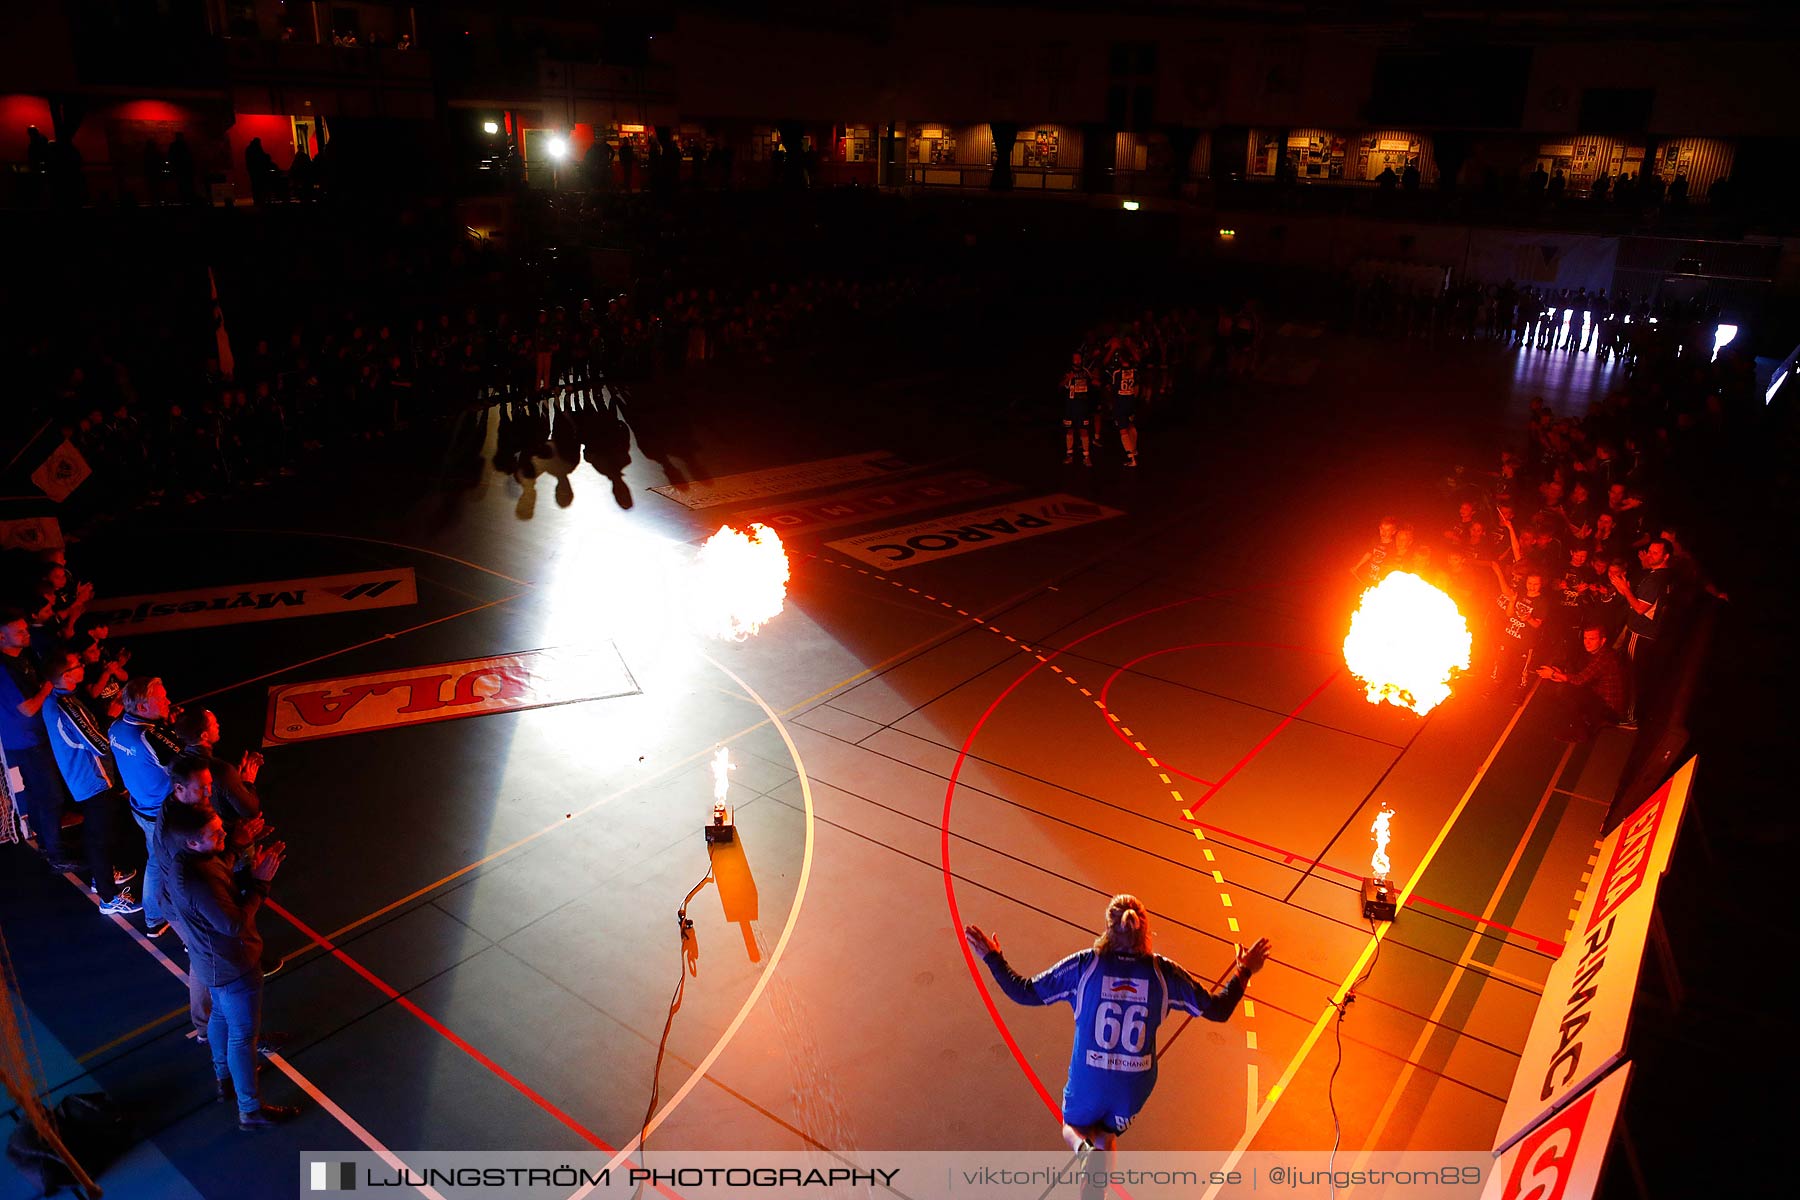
[1492,758,1695,1153]
[1483,1064,1632,1200]
[89,569,418,636]
[264,644,639,746]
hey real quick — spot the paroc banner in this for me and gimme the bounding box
[264,644,639,746]
[88,569,418,636]
[1483,1064,1632,1200]
[1492,758,1694,1152]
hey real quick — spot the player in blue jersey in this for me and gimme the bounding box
[965,895,1271,1166]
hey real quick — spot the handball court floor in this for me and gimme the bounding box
[2,335,1637,1198]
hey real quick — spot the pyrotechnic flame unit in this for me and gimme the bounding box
[1361,807,1398,922]
[1342,572,1471,716]
[706,747,736,844]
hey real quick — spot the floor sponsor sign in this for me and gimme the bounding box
[745,471,1016,536]
[1492,758,1694,1153]
[651,452,910,510]
[824,494,1124,569]
[264,643,639,746]
[89,569,419,637]
[1483,1063,1632,1200]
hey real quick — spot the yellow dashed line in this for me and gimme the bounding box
[1094,700,1107,710]
[1220,895,1233,908]
[1228,917,1241,933]
[1133,741,1147,751]
[1049,665,1063,674]
[1107,714,1120,723]
[1147,757,1160,767]
[1120,728,1134,738]
[1212,870,1225,884]
[1245,1032,1258,1050]
[1170,790,1184,804]
[1079,688,1092,697]
[1182,808,1194,820]
[1034,654,1047,662]
[1193,830,1206,841]
[1202,848,1215,862]
[1158,773,1171,784]
[956,609,969,616]
[1244,1000,1256,1018]
[907,588,920,594]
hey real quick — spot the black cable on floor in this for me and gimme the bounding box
[1326,917,1384,1199]
[632,866,714,1193]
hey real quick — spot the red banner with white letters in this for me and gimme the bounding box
[1484,1064,1631,1200]
[263,644,638,746]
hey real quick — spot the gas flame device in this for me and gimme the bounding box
[1361,875,1397,922]
[706,802,736,844]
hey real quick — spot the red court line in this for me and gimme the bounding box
[267,899,683,1198]
[1402,895,1565,954]
[1096,642,1333,789]
[1194,670,1341,807]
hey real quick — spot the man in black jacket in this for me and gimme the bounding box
[161,800,298,1130]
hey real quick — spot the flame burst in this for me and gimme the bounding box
[711,747,735,805]
[1343,571,1471,715]
[1370,807,1395,879]
[689,523,790,640]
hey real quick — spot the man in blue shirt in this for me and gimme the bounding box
[108,676,183,936]
[1,609,75,869]
[42,650,141,915]
[966,895,1271,1170]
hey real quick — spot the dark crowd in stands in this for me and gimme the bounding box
[1348,313,1747,739]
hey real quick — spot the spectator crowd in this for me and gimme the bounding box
[2,547,296,1129]
[1348,311,1744,738]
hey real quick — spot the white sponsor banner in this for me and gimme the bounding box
[651,452,910,510]
[1484,1064,1631,1200]
[1493,759,1694,1152]
[89,569,419,636]
[825,494,1123,569]
[0,516,63,551]
[31,440,91,503]
[264,643,638,746]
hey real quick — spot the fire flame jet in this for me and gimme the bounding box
[1343,571,1471,715]
[711,747,734,806]
[1371,806,1395,879]
[687,523,790,641]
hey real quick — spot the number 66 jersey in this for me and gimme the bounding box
[981,948,1249,1127]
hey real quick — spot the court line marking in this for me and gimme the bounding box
[55,873,448,1200]
[1350,740,1573,1164]
[179,593,526,704]
[216,527,536,587]
[256,652,812,1199]
[1199,684,1539,1200]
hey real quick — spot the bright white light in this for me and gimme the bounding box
[1371,807,1395,878]
[546,137,569,160]
[1767,368,1787,404]
[1121,200,1140,211]
[1712,323,1739,361]
[483,121,499,134]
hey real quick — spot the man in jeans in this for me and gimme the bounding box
[108,677,183,937]
[160,800,298,1130]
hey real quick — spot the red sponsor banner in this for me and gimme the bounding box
[1494,759,1694,1152]
[1484,1064,1631,1200]
[264,644,638,746]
